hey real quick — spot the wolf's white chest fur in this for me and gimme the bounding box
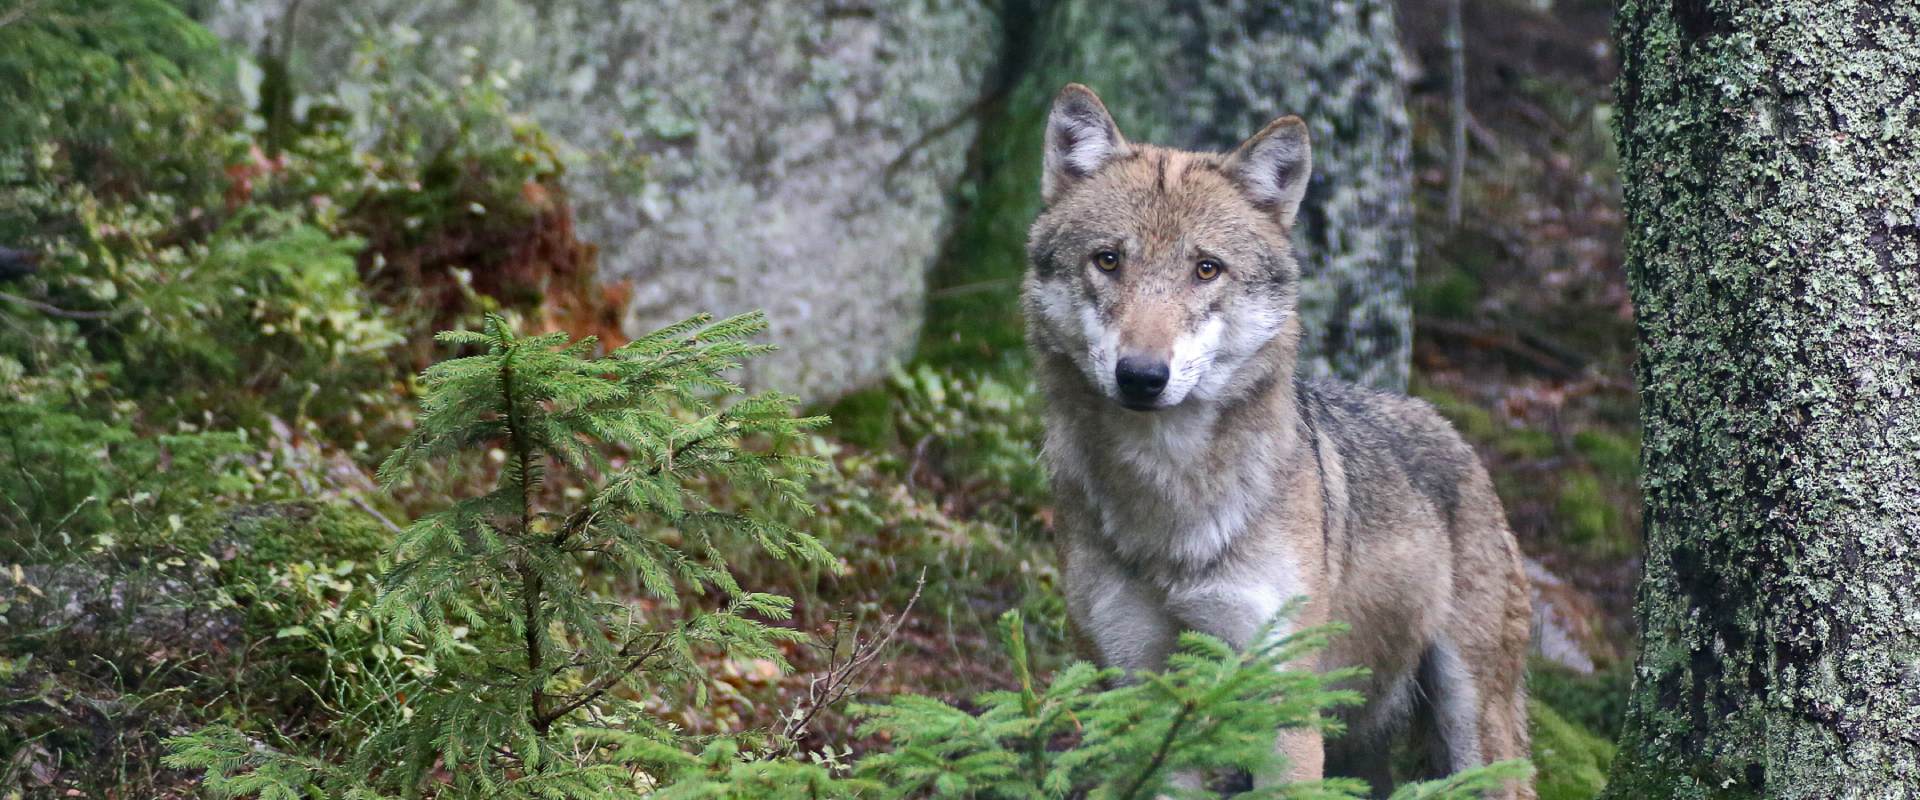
[1051,401,1307,652]
[1057,404,1282,576]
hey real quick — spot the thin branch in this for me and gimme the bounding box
[929,277,1019,300]
[1418,317,1584,378]
[881,89,1004,190]
[346,494,404,535]
[780,569,926,753]
[1118,697,1198,800]
[0,291,117,320]
[535,635,674,727]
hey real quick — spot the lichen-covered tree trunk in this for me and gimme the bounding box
[929,0,1415,391]
[1605,1,1920,796]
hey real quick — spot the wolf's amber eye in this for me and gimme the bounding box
[1093,251,1120,271]
[1195,259,1223,281]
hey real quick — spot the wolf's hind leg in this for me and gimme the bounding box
[1324,742,1393,799]
[1418,637,1535,799]
[1416,639,1484,774]
[1474,685,1534,800]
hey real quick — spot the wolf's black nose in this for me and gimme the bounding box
[1115,357,1169,406]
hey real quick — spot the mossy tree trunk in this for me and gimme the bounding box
[927,0,1415,391]
[1605,1,1920,796]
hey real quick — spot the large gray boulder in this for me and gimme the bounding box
[201,0,999,401]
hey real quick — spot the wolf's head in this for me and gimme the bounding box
[1023,84,1310,413]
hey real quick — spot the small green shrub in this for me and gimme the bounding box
[1,0,405,435]
[168,312,835,797]
[0,0,231,203]
[850,610,1530,799]
[1,7,630,793]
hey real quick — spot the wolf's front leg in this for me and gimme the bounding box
[1164,578,1329,787]
[1060,535,1179,675]
[1263,728,1326,787]
[1060,542,1206,798]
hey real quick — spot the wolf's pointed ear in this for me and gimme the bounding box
[1042,84,1129,205]
[1224,116,1312,229]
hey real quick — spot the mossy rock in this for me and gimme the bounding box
[205,0,1001,404]
[220,501,390,573]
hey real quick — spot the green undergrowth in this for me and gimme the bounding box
[1529,699,1615,800]
[810,364,1067,677]
[1523,660,1627,800]
[0,3,610,793]
[1529,661,1631,743]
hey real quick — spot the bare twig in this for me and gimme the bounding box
[1466,110,1502,153]
[905,434,934,490]
[929,277,1020,300]
[779,569,927,753]
[882,91,1005,191]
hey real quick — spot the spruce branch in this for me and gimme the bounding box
[535,634,676,729]
[1118,695,1198,800]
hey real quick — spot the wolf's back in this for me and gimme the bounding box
[1296,377,1494,548]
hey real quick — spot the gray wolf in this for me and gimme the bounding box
[1024,83,1533,797]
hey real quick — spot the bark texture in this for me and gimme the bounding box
[929,0,1416,391]
[1606,1,1920,796]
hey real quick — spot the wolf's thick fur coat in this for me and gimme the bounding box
[1024,84,1533,797]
